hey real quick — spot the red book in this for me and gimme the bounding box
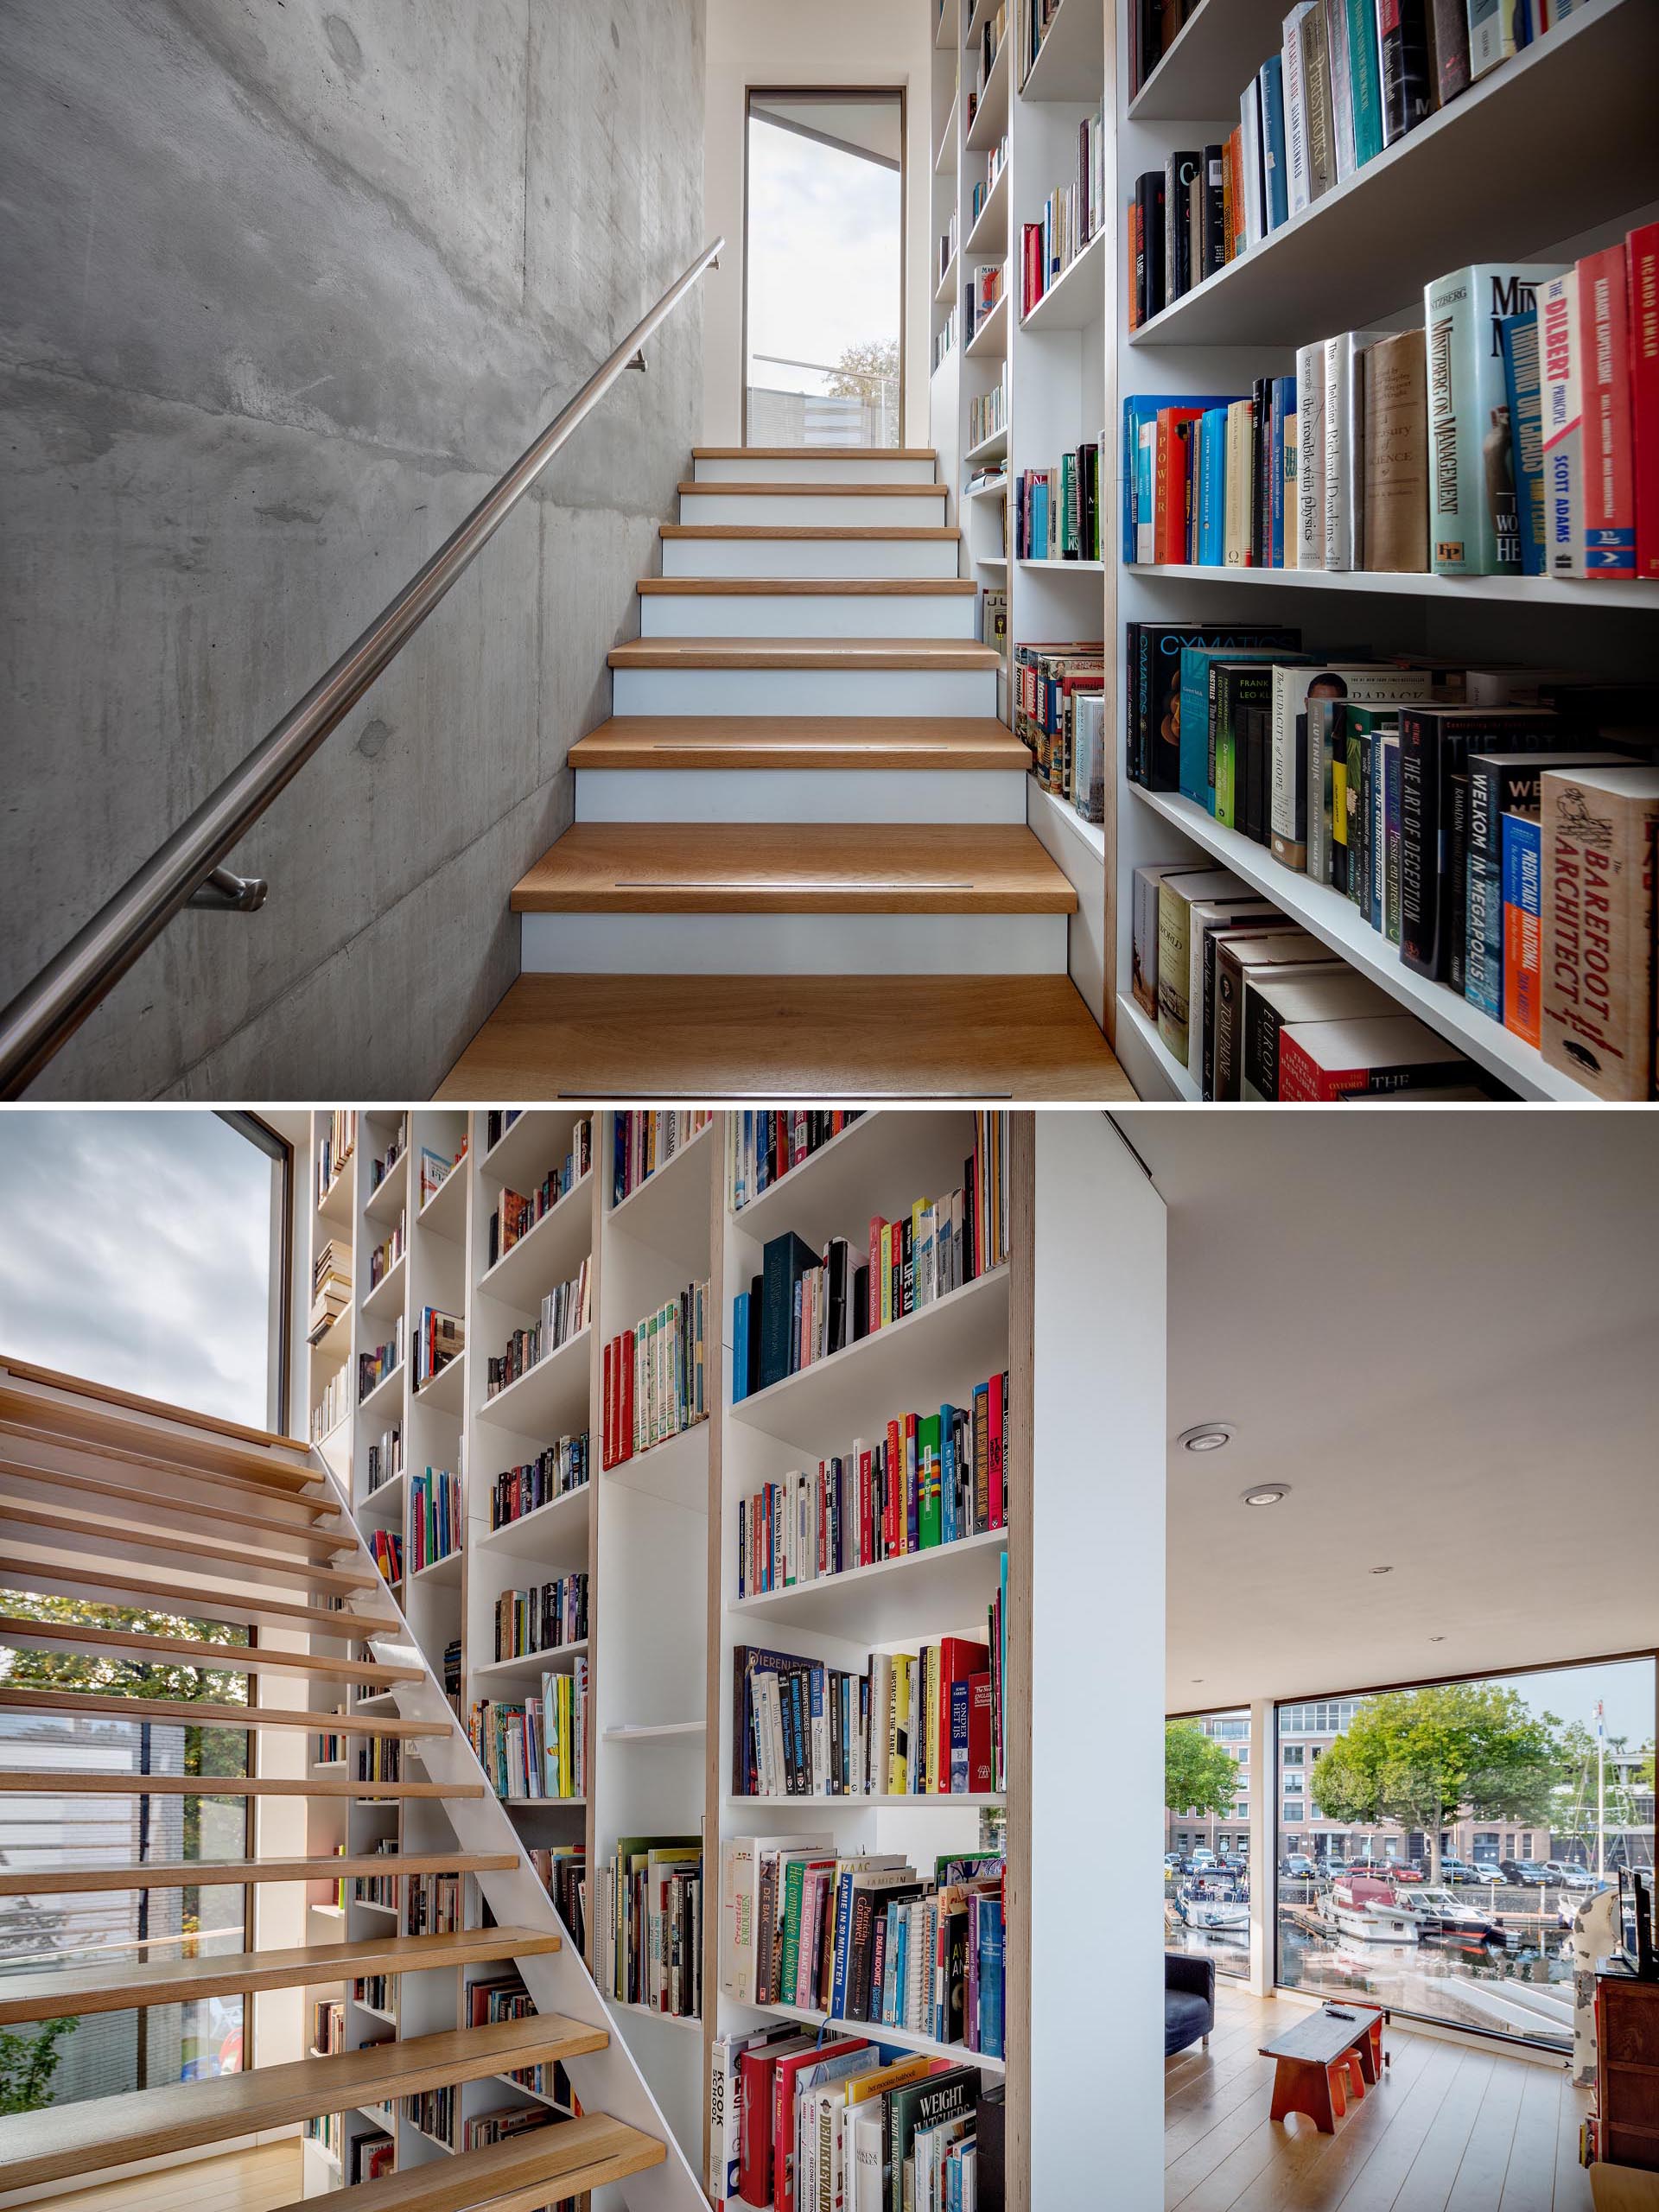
[619,1328,635,1464]
[736,2036,811,2206]
[988,1373,1004,1529]
[884,1420,903,1555]
[771,2037,868,2212]
[606,1327,619,1468]
[858,1441,874,1565]
[1277,1014,1470,1098]
[937,1637,990,1794]
[1629,223,1659,579]
[1154,409,1205,564]
[1580,245,1636,577]
[968,1673,995,1792]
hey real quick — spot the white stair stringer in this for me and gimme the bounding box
[310,1450,703,2212]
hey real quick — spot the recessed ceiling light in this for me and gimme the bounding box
[1370,1566,1394,1575]
[1179,1422,1234,1453]
[1242,1484,1288,1508]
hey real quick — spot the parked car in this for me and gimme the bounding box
[1553,1863,1606,1891]
[1438,1857,1484,1883]
[1188,1848,1218,1871]
[1219,1853,1247,1873]
[1165,1852,1185,1870]
[1384,1858,1425,1883]
[1281,1854,1317,1878]
[1498,1859,1548,1886]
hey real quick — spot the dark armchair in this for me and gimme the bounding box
[1166,1951,1216,2057]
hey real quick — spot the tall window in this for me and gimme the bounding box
[0,1110,288,1427]
[0,1110,289,2107]
[744,91,904,447]
[1275,1656,1657,2052]
[1166,1707,1251,1981]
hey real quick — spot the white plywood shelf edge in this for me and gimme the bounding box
[472,1637,589,1685]
[603,1719,707,1742]
[1020,0,1107,105]
[477,1482,591,1554]
[362,1253,406,1320]
[357,1364,404,1420]
[476,1170,594,1311]
[964,166,1009,256]
[1030,783,1106,866]
[966,37,1011,151]
[1127,0,1291,122]
[964,296,1007,359]
[934,253,960,307]
[933,96,959,176]
[1129,785,1595,1100]
[607,1999,703,2033]
[1126,562,1659,608]
[725,1794,1006,1811]
[757,2000,1007,2074]
[1116,994,1200,1103]
[1019,557,1104,571]
[1019,226,1105,333]
[415,1157,467,1238]
[965,426,1007,465]
[964,475,1009,504]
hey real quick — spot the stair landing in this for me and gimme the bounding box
[436,974,1131,1101]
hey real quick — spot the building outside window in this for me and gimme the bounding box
[1275,1655,1656,2053]
[1166,1707,1251,1981]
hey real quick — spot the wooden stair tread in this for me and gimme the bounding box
[266,2112,665,2211]
[511,824,1075,914]
[0,1687,448,1735]
[660,524,960,539]
[609,635,999,671]
[0,1552,397,1638]
[0,1454,352,1545]
[0,1497,378,1586]
[0,1850,516,1896]
[0,1615,418,1683]
[0,1770,480,1799]
[0,1359,312,1465]
[677,480,944,496]
[636,576,976,595]
[694,445,937,460]
[439,975,1131,1103]
[0,2013,610,2189]
[0,1385,319,1496]
[0,1926,558,2024]
[569,715,1029,772]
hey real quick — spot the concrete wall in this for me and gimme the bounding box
[1,0,706,1098]
[702,0,932,448]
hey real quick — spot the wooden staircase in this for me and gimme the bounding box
[437,447,1128,1100]
[0,1362,687,2209]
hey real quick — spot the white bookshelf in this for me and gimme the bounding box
[707,1109,1016,2190]
[933,0,1113,1024]
[299,1106,715,2191]
[1106,0,1659,1103]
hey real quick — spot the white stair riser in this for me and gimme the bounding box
[575,767,1028,825]
[639,592,977,639]
[692,456,937,484]
[678,491,948,525]
[521,911,1068,976]
[661,536,961,579]
[612,666,998,715]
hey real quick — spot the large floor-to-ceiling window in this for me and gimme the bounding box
[743,90,904,446]
[1274,1655,1656,2051]
[0,1110,291,2107]
[1166,1707,1252,1981]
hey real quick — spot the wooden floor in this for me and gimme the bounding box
[1167,1982,1594,2212]
[436,973,1132,1101]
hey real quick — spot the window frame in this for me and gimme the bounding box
[739,84,908,450]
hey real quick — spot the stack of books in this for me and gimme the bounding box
[599,1836,702,2018]
[488,1433,588,1531]
[613,1109,710,1205]
[601,1279,711,1465]
[493,1571,587,1661]
[409,1465,461,1573]
[308,1240,351,1344]
[1020,106,1105,318]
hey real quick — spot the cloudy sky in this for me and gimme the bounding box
[746,112,900,396]
[0,1110,274,1425]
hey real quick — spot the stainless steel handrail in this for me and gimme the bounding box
[0,236,724,1098]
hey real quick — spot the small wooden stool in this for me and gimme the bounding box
[1260,2005,1384,2136]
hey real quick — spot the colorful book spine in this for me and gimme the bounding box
[1500,309,1546,577]
[1346,0,1385,164]
[1577,246,1636,576]
[1632,222,1659,581]
[1501,812,1542,1046]
[1541,270,1585,577]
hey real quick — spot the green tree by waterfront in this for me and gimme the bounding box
[1166,1721,1239,1829]
[1311,1683,1559,1882]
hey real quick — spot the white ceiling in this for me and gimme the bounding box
[1118,1110,1659,1716]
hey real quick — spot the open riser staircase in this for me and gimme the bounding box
[510,447,1083,982]
[0,1363,698,2212]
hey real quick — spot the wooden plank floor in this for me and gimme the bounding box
[436,973,1134,1102]
[1166,1982,1594,2212]
[40,2139,302,2211]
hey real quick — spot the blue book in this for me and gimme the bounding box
[1502,812,1541,1039]
[950,1681,971,1791]
[1500,309,1546,577]
[1273,375,1296,568]
[1122,394,1238,562]
[828,1868,856,2018]
[940,1406,957,1545]
[731,1294,751,1403]
[1197,410,1227,564]
[976,1892,1006,2057]
[1258,56,1288,231]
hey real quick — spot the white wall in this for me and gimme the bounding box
[702,0,933,447]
